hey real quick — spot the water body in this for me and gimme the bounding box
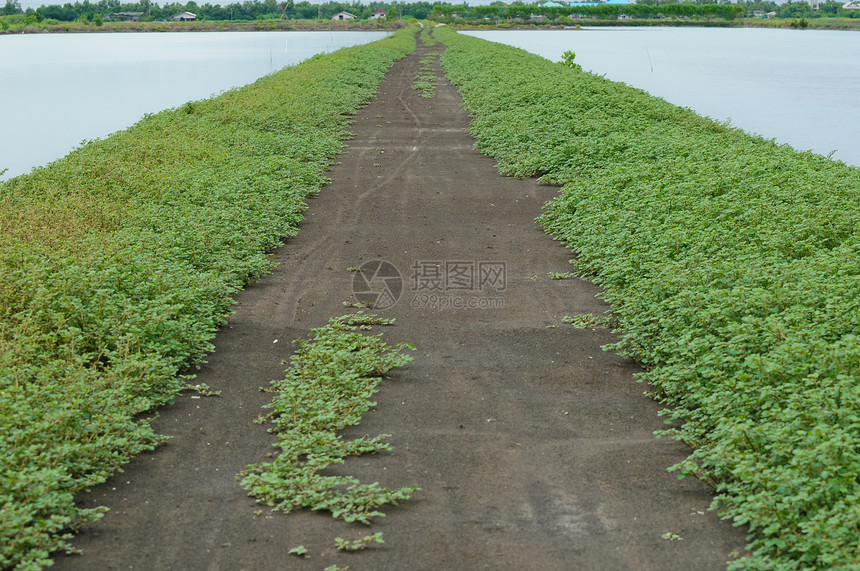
[0,31,389,180]
[465,28,860,167]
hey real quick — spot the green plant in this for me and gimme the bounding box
[288,545,309,557]
[547,271,574,280]
[334,531,384,551]
[559,50,582,71]
[187,383,221,397]
[562,313,610,329]
[239,313,418,525]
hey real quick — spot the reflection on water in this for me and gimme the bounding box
[0,31,389,180]
[465,28,860,167]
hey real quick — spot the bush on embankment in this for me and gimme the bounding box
[0,28,415,569]
[436,26,860,570]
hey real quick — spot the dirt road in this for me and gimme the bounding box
[56,38,747,570]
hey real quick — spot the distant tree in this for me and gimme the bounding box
[1,0,22,16]
[400,2,433,19]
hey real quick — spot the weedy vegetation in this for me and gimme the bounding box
[0,28,416,569]
[563,313,611,330]
[412,32,440,99]
[288,545,309,557]
[412,51,440,98]
[335,531,385,551]
[419,27,437,47]
[239,313,418,522]
[547,271,575,280]
[437,27,860,570]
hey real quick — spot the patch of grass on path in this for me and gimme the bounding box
[436,26,860,571]
[419,27,438,46]
[0,28,416,570]
[239,313,418,524]
[412,49,440,98]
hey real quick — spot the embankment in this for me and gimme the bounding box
[437,26,860,570]
[0,28,415,569]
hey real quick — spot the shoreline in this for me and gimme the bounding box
[0,19,406,34]
[450,18,860,31]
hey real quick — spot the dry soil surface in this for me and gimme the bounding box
[56,40,748,571]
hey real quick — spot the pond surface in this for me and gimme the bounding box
[0,31,390,180]
[465,28,860,166]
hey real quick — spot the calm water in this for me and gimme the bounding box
[0,31,389,180]
[465,28,860,167]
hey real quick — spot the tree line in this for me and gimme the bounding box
[1,0,437,22]
[433,1,745,21]
[2,0,858,23]
[432,0,859,21]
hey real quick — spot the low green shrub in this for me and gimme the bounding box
[436,26,860,570]
[239,313,418,524]
[0,28,416,569]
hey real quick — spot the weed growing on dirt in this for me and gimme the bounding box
[239,313,418,525]
[0,28,418,570]
[288,545,309,557]
[413,50,440,98]
[547,271,575,280]
[335,532,384,551]
[419,28,437,47]
[437,26,860,570]
[563,313,611,330]
[187,383,221,397]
